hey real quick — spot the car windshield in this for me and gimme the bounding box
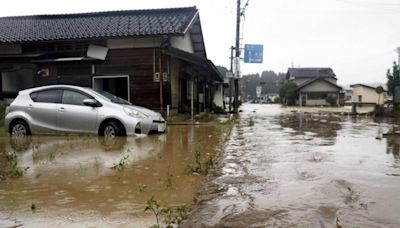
[88,89,131,105]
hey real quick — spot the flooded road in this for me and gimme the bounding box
[0,124,229,227]
[183,104,400,227]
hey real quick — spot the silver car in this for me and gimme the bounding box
[5,85,166,136]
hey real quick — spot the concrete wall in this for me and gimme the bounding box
[352,85,385,104]
[170,33,194,53]
[305,99,328,106]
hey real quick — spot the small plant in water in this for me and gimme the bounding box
[186,145,214,176]
[248,117,255,126]
[111,154,129,171]
[164,167,173,189]
[137,184,147,193]
[145,196,162,228]
[1,152,24,180]
[144,196,187,228]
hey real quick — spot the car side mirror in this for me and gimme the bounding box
[83,99,101,107]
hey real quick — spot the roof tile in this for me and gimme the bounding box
[0,7,197,43]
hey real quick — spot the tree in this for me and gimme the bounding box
[387,61,400,97]
[279,82,298,105]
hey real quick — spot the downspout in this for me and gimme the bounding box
[191,76,194,120]
[159,49,163,112]
[337,92,340,106]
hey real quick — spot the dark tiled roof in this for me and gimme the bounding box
[0,7,198,43]
[287,67,336,79]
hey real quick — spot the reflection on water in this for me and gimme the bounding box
[182,104,400,227]
[277,113,342,141]
[385,136,400,160]
[0,124,227,227]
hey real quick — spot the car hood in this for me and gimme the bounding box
[122,104,162,118]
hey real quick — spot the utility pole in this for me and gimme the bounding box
[233,0,241,113]
[397,47,400,69]
[229,46,234,112]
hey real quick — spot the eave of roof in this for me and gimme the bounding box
[297,77,342,91]
[350,83,387,91]
[163,47,222,82]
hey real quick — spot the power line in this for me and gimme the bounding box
[334,0,400,11]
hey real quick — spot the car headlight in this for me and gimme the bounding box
[123,107,148,118]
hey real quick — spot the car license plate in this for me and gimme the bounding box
[158,123,165,132]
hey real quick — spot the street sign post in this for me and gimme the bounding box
[256,86,262,98]
[244,44,263,63]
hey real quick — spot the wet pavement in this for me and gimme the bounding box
[183,104,400,228]
[0,124,229,227]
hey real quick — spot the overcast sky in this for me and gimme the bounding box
[1,0,399,85]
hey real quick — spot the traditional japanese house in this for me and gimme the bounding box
[0,7,224,114]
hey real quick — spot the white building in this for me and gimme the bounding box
[350,84,387,105]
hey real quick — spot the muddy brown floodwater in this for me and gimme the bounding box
[0,124,229,227]
[183,104,400,228]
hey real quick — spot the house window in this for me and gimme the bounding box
[308,92,336,100]
[308,92,327,100]
[358,95,362,102]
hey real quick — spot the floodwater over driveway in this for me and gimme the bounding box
[0,124,228,227]
[183,104,400,227]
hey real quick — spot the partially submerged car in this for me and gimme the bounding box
[5,85,166,136]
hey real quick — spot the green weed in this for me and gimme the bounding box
[164,167,173,189]
[137,184,147,193]
[0,152,24,180]
[111,154,129,171]
[248,117,255,126]
[186,145,214,176]
[144,196,187,228]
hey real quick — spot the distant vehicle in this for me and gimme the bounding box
[5,85,166,137]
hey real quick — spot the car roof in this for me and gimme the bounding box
[19,85,91,94]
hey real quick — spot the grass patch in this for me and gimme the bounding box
[166,113,191,123]
[0,101,7,128]
[167,112,219,123]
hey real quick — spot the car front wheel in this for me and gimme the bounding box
[102,121,125,137]
[10,120,31,136]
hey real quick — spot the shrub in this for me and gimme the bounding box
[326,95,337,106]
[212,102,226,114]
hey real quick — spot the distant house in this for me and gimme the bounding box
[286,68,342,106]
[342,86,353,102]
[0,7,223,114]
[350,84,387,105]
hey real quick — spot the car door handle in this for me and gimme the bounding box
[26,104,33,110]
[58,107,66,112]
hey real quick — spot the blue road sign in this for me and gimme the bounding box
[244,44,263,63]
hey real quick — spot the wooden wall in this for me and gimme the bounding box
[32,47,172,111]
[96,48,170,110]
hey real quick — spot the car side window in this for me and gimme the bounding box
[30,89,62,103]
[62,90,91,106]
